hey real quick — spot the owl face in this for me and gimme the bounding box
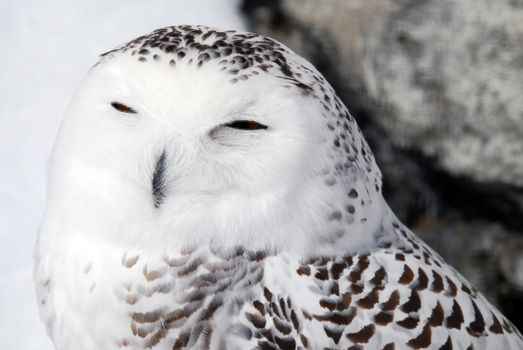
[48,50,337,252]
[45,26,383,255]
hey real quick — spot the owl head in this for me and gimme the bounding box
[45,26,385,255]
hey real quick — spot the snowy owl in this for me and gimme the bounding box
[34,25,523,350]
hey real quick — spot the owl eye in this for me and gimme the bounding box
[224,120,268,130]
[111,101,137,114]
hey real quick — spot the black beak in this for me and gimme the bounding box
[152,151,167,209]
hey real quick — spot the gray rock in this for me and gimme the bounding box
[364,0,523,187]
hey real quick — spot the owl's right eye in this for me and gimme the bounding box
[110,102,137,114]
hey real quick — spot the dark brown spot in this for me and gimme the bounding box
[357,288,379,309]
[329,281,340,296]
[290,310,300,331]
[248,251,267,262]
[246,312,266,329]
[271,302,282,318]
[382,343,395,350]
[324,325,343,344]
[406,322,431,349]
[264,287,273,302]
[381,290,400,311]
[300,334,308,348]
[344,255,354,267]
[319,298,337,311]
[182,289,207,303]
[445,300,464,329]
[131,311,162,323]
[369,266,387,286]
[273,318,292,335]
[274,336,296,350]
[461,283,472,295]
[259,329,274,343]
[438,336,453,350]
[337,292,352,311]
[431,270,444,293]
[315,268,329,281]
[313,308,357,325]
[348,271,362,283]
[399,265,415,284]
[200,296,223,320]
[280,298,289,319]
[123,255,139,268]
[350,283,364,294]
[397,316,419,329]
[429,301,444,327]
[302,311,313,320]
[502,318,514,333]
[346,324,375,344]
[177,258,200,276]
[330,262,346,279]
[489,314,504,334]
[401,290,421,313]
[348,256,370,283]
[146,328,167,348]
[445,277,458,297]
[466,300,485,336]
[253,300,265,316]
[348,189,359,198]
[164,309,187,324]
[413,268,428,290]
[374,311,394,326]
[296,265,311,276]
[143,266,166,282]
[172,331,190,350]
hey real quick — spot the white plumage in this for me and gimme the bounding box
[34,25,523,350]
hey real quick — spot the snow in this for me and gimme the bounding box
[0,1,245,348]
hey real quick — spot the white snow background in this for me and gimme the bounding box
[0,1,245,348]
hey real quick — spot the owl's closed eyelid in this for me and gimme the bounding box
[223,120,268,130]
[208,120,269,141]
[110,101,137,114]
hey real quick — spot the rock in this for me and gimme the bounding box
[364,0,523,188]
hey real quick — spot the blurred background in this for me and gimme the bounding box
[1,0,521,348]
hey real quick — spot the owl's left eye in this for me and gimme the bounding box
[110,102,137,114]
[224,120,268,130]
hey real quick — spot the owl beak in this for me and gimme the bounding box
[152,151,167,208]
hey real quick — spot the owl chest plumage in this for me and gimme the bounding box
[35,235,269,350]
[34,227,523,350]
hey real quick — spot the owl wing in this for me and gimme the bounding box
[231,240,523,350]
